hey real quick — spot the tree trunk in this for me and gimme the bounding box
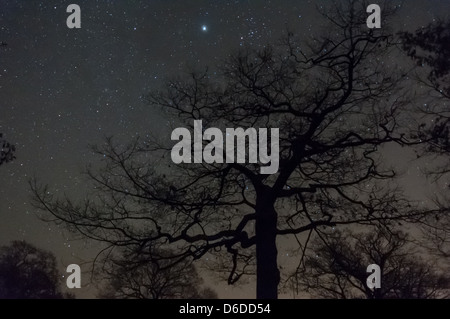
[255,194,280,299]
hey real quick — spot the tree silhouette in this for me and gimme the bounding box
[399,19,450,157]
[0,42,15,166]
[97,247,217,299]
[399,20,450,264]
[31,1,442,298]
[289,228,449,299]
[0,133,15,166]
[400,19,450,86]
[0,241,70,299]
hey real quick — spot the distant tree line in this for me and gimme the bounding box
[0,241,72,299]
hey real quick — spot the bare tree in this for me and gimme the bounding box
[31,1,441,298]
[290,228,449,299]
[399,20,450,262]
[399,19,449,171]
[98,247,217,299]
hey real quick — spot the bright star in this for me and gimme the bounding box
[202,25,208,32]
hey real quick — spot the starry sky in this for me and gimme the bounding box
[0,0,449,298]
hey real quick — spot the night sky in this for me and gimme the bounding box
[0,0,449,298]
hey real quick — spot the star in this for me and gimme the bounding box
[201,25,208,32]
